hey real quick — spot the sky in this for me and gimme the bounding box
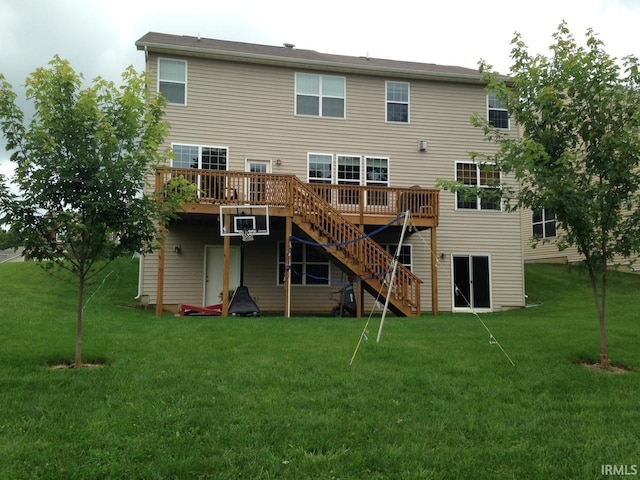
[1,0,640,178]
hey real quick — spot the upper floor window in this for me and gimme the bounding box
[487,91,508,129]
[532,208,557,238]
[159,59,187,105]
[456,162,501,211]
[295,73,345,118]
[386,82,409,123]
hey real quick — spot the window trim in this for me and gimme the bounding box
[386,81,410,124]
[307,153,334,184]
[532,208,557,239]
[171,143,229,171]
[451,253,493,312]
[277,241,331,286]
[304,153,391,187]
[487,90,509,130]
[295,73,346,119]
[158,58,187,106]
[383,244,413,272]
[365,156,390,188]
[455,161,502,211]
[336,154,362,186]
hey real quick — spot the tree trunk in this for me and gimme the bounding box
[588,266,609,368]
[75,272,85,368]
[599,267,609,368]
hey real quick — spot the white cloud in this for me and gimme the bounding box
[0,0,639,169]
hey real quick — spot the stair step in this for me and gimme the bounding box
[292,182,419,317]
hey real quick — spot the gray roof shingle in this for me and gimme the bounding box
[136,32,495,84]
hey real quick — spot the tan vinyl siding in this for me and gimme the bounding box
[520,208,581,263]
[152,54,493,185]
[141,224,216,306]
[520,208,640,271]
[141,50,526,313]
[436,207,525,311]
[141,225,359,314]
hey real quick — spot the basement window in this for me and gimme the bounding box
[278,242,330,286]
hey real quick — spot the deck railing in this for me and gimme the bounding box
[289,176,422,314]
[157,168,438,223]
[158,168,432,315]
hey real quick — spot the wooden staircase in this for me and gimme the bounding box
[289,177,421,317]
[156,168,434,316]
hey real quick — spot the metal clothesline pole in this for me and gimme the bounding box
[376,209,410,343]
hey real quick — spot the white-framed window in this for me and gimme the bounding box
[337,155,362,205]
[158,58,187,105]
[172,144,228,170]
[308,153,333,202]
[278,242,330,285]
[532,208,557,238]
[365,157,389,187]
[307,153,333,184]
[487,91,509,129]
[337,155,361,185]
[172,144,228,199]
[455,162,501,211]
[365,156,389,206]
[295,73,345,118]
[383,244,412,271]
[386,81,409,123]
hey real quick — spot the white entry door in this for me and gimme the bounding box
[205,246,241,305]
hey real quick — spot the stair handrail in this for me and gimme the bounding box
[289,177,421,313]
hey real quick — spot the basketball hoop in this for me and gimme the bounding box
[219,205,270,239]
[241,229,255,242]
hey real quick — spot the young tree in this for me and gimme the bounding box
[460,23,640,368]
[0,56,176,367]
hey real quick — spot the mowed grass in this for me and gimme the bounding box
[1,258,639,479]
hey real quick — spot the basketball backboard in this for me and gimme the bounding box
[220,205,270,238]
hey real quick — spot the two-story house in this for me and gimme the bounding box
[135,32,526,316]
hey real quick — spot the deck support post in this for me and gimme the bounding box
[155,230,166,318]
[355,224,364,319]
[431,227,439,316]
[222,215,231,316]
[356,280,363,318]
[285,215,292,318]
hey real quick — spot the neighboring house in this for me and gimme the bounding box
[521,208,639,271]
[520,208,581,264]
[0,247,25,263]
[135,32,526,316]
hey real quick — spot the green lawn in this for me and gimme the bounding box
[1,258,639,479]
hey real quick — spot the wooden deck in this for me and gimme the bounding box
[157,168,439,228]
[155,168,440,317]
